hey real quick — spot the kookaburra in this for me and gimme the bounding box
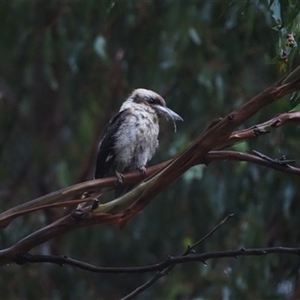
[94,88,183,196]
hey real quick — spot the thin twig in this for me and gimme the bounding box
[188,213,234,251]
[252,150,295,166]
[121,214,234,300]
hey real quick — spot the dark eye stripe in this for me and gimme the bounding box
[132,92,165,107]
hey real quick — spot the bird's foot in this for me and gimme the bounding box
[138,166,147,177]
[115,170,124,184]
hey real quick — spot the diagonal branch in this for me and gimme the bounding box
[1,109,300,229]
[0,149,300,266]
[1,70,300,265]
[113,76,300,226]
[121,213,234,300]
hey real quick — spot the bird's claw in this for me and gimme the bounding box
[139,166,146,176]
[115,170,124,184]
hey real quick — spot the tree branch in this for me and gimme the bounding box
[13,245,300,274]
[1,70,300,266]
[1,110,300,229]
[0,149,299,266]
[121,213,234,300]
[9,213,300,300]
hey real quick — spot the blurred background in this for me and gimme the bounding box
[1,0,300,299]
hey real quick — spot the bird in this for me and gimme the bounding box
[94,88,183,197]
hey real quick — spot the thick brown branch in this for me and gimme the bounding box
[0,150,299,265]
[1,72,300,265]
[115,77,300,226]
[2,110,300,229]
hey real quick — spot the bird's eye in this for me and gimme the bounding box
[148,97,156,104]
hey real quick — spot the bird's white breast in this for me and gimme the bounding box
[114,102,159,171]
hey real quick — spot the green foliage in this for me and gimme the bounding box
[1,0,300,299]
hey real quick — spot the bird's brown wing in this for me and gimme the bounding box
[94,108,130,179]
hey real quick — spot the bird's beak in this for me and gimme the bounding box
[154,105,183,122]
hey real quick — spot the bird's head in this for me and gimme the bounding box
[124,88,183,125]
